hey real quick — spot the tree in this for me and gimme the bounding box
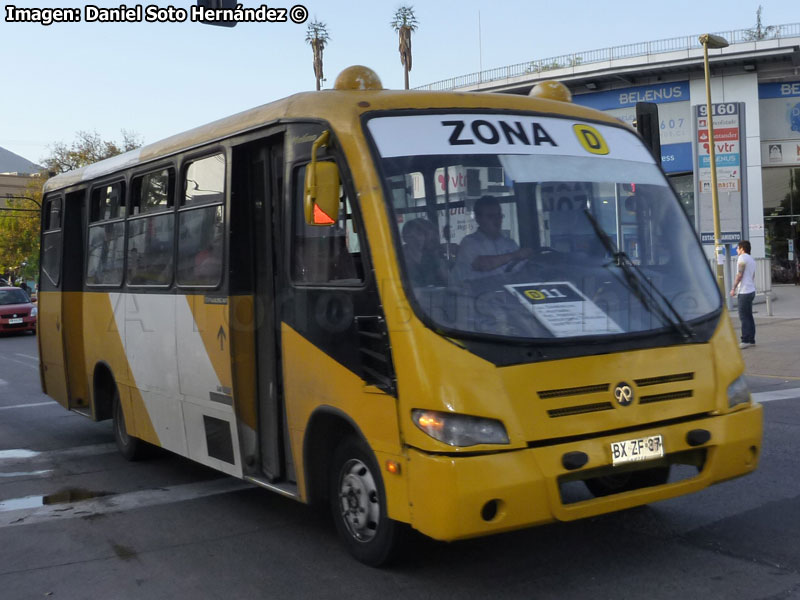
[744,6,777,41]
[391,6,418,90]
[43,129,141,175]
[0,179,41,283]
[305,20,330,91]
[0,130,141,282]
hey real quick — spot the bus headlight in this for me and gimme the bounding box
[727,376,751,408]
[411,409,509,447]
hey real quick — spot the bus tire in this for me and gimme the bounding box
[112,388,148,461]
[329,436,400,566]
[584,465,671,498]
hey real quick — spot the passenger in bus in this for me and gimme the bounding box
[194,235,223,283]
[401,218,448,286]
[127,248,143,284]
[454,195,533,281]
[440,224,459,265]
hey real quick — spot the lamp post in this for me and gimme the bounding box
[699,33,729,296]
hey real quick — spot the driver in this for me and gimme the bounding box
[454,195,533,281]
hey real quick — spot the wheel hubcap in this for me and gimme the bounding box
[338,458,380,542]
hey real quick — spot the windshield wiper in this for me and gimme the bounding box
[583,209,695,340]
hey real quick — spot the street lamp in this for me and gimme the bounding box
[699,33,729,296]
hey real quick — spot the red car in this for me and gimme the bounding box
[0,287,37,335]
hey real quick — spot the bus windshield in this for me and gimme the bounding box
[366,112,720,341]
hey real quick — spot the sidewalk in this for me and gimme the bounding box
[729,284,800,381]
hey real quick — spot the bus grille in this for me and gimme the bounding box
[539,372,696,418]
[547,402,614,418]
[537,384,610,400]
[639,390,694,404]
[634,372,694,386]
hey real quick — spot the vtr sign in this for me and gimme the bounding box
[694,103,747,245]
[696,103,741,193]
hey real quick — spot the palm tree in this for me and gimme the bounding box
[744,6,777,41]
[305,20,330,91]
[390,6,418,90]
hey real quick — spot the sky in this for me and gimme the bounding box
[1,0,797,165]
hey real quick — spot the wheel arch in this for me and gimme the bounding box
[302,406,370,507]
[92,361,118,422]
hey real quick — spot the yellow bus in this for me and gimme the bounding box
[38,66,762,565]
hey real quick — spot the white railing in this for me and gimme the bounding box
[754,258,773,297]
[416,23,800,91]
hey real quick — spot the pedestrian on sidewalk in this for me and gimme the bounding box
[730,240,756,349]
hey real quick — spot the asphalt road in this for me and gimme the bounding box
[1,332,800,600]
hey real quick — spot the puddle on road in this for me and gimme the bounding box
[42,489,112,505]
[0,495,44,512]
[0,488,113,512]
[0,449,40,460]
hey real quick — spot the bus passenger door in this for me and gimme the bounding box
[232,136,286,481]
[39,195,69,408]
[38,190,88,411]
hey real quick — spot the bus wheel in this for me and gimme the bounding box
[112,388,148,461]
[330,436,400,566]
[584,466,670,498]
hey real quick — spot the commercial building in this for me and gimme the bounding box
[0,146,41,210]
[419,23,800,282]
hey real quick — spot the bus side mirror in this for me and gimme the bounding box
[196,0,238,27]
[634,102,661,161]
[304,131,341,226]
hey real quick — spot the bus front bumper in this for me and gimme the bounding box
[404,403,762,542]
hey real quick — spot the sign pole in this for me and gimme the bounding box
[700,33,729,297]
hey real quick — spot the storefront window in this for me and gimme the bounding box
[668,173,695,223]
[762,167,799,218]
[763,167,800,283]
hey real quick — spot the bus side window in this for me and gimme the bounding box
[291,164,364,285]
[127,168,175,286]
[86,182,125,286]
[177,153,225,287]
[41,196,63,286]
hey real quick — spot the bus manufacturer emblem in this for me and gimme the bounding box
[614,382,634,406]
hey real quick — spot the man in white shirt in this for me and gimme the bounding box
[454,196,533,281]
[730,240,756,348]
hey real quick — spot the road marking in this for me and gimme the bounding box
[13,353,38,362]
[752,388,800,403]
[747,373,800,381]
[2,356,37,371]
[0,443,116,464]
[0,470,52,479]
[0,378,7,386]
[0,478,252,528]
[0,449,39,460]
[0,401,56,411]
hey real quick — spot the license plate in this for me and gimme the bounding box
[8,318,23,325]
[611,435,664,466]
